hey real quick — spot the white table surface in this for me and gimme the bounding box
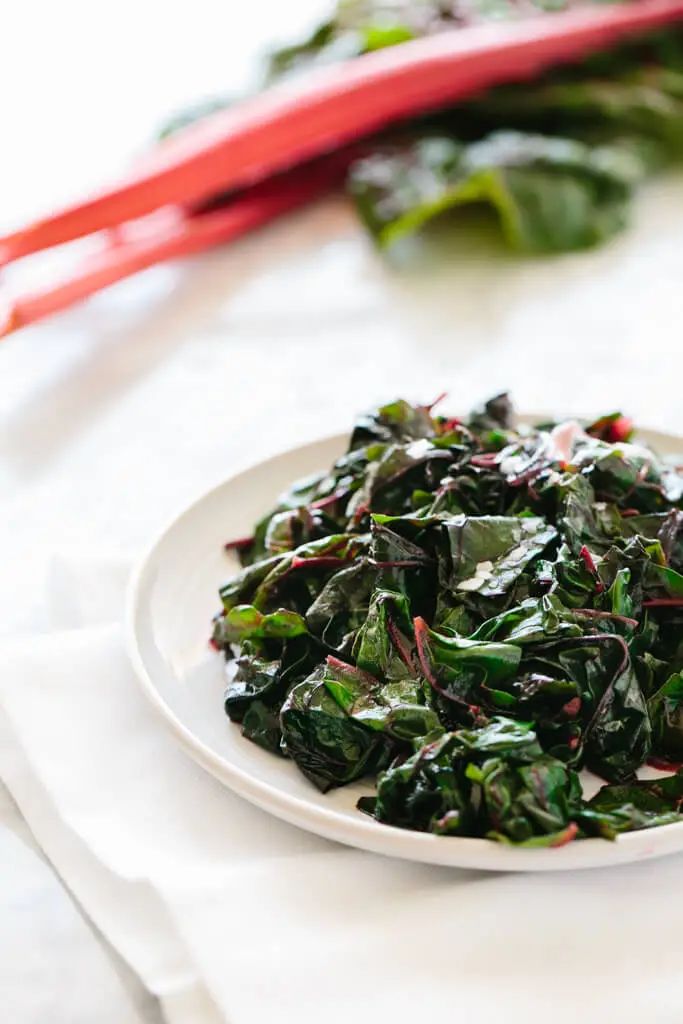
[2,2,683,1020]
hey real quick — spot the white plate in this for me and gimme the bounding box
[126,424,683,871]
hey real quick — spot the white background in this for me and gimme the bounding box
[2,2,682,1020]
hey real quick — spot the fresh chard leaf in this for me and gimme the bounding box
[348,131,638,253]
[265,0,660,81]
[466,64,683,150]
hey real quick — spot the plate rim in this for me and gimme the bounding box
[125,420,683,871]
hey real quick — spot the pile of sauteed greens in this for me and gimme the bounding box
[163,2,683,255]
[212,396,683,846]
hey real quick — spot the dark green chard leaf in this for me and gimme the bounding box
[213,393,683,845]
[348,131,638,253]
[305,561,377,651]
[557,474,612,554]
[241,701,283,754]
[431,594,474,635]
[655,509,683,570]
[353,586,415,679]
[583,650,652,783]
[468,393,514,433]
[251,533,370,612]
[648,672,683,760]
[238,448,382,565]
[505,672,583,765]
[469,595,583,646]
[363,731,470,833]
[324,655,441,742]
[369,521,436,616]
[528,630,650,781]
[219,554,287,610]
[569,434,683,512]
[224,642,280,723]
[414,617,521,717]
[441,513,557,598]
[348,438,458,521]
[265,0,643,81]
[280,661,390,791]
[262,506,337,555]
[348,398,434,450]
[582,772,683,837]
[465,62,683,150]
[239,472,330,565]
[428,466,509,518]
[607,567,635,619]
[224,631,323,753]
[469,755,582,844]
[455,716,544,756]
[368,717,583,843]
[537,545,599,609]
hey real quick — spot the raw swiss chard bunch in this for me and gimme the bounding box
[213,394,683,845]
[162,3,683,255]
[271,3,683,254]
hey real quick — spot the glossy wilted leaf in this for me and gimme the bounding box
[280,662,390,791]
[221,605,308,643]
[323,655,441,742]
[582,772,683,837]
[353,586,414,679]
[348,398,434,450]
[441,514,557,598]
[648,672,683,759]
[305,561,377,651]
[369,717,585,842]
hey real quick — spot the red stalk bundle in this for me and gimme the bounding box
[0,158,347,337]
[2,0,683,335]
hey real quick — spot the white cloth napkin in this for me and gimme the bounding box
[2,552,683,1024]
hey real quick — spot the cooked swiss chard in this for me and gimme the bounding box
[213,395,683,845]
